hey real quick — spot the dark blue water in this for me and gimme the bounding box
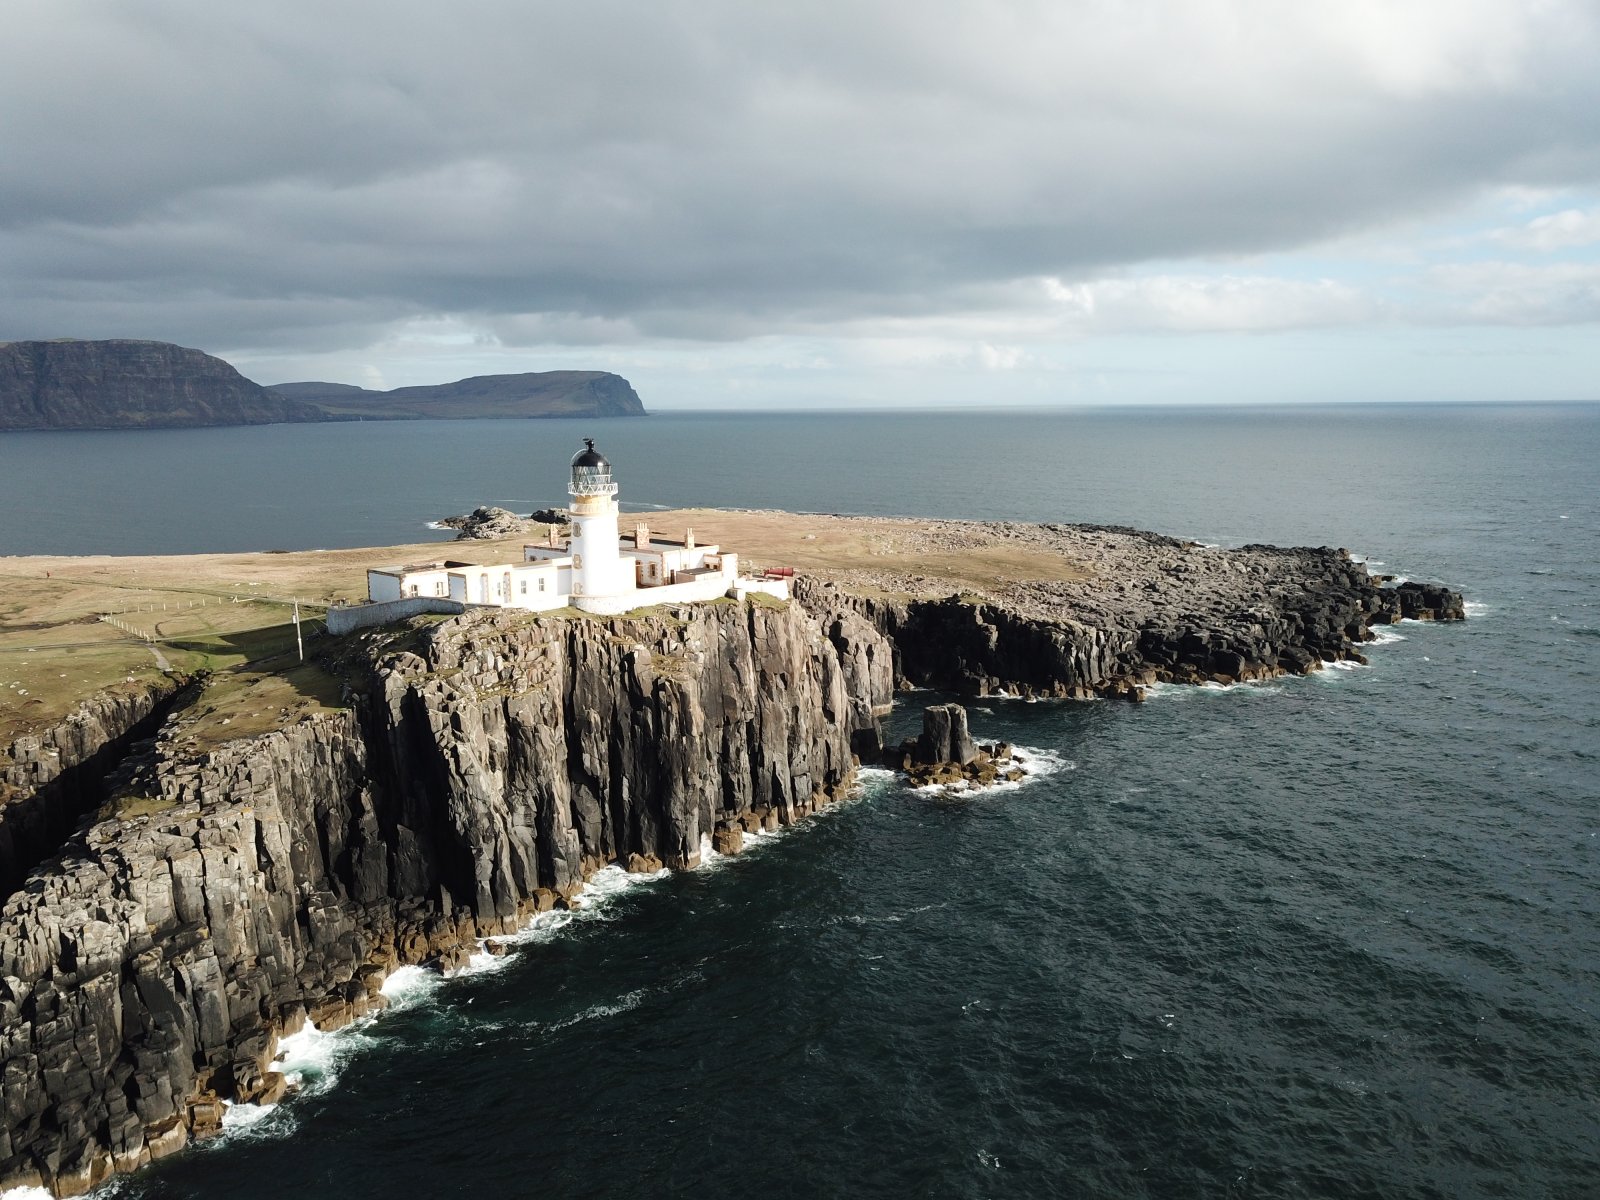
[5,405,1596,1198]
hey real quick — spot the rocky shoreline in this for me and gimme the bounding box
[0,523,1464,1195]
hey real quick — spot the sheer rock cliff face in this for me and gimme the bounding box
[798,551,1463,700]
[0,598,890,1196]
[0,552,1465,1195]
[0,340,322,431]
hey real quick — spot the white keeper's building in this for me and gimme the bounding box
[365,439,791,616]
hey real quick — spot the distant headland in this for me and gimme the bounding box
[0,338,646,431]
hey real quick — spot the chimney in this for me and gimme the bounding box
[635,522,650,549]
[685,526,695,550]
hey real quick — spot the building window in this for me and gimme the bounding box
[435,581,446,596]
[520,579,527,594]
[538,578,546,591]
[573,553,583,569]
[408,584,419,597]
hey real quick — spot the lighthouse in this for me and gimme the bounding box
[360,435,791,624]
[567,438,627,601]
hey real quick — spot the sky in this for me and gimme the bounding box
[2,1,1599,409]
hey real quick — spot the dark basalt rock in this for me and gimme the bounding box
[886,706,1024,789]
[796,548,1465,701]
[0,596,891,1194]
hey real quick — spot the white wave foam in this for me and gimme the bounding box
[0,1187,53,1200]
[549,987,649,1032]
[448,947,517,979]
[1320,658,1366,672]
[200,1008,381,1147]
[221,1099,276,1128]
[489,864,667,954]
[1464,601,1491,616]
[1367,625,1406,645]
[269,1020,375,1096]
[1142,678,1285,701]
[844,902,948,926]
[379,963,444,1006]
[220,1098,285,1138]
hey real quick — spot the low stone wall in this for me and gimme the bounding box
[325,597,465,635]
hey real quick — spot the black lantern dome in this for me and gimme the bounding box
[568,438,617,496]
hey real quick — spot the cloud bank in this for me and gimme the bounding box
[2,1,1599,401]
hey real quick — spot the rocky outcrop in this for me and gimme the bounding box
[0,341,322,431]
[1,679,191,902]
[883,704,1026,789]
[0,597,889,1195]
[798,544,1465,700]
[436,506,538,541]
[918,703,977,767]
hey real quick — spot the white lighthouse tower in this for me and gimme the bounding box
[567,438,630,608]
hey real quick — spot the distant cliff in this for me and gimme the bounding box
[0,340,647,431]
[270,370,646,419]
[0,341,322,431]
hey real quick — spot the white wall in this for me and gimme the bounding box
[367,571,402,602]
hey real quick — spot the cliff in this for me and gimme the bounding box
[0,595,889,1194]
[271,370,646,419]
[0,532,1465,1194]
[0,340,647,432]
[0,341,322,431]
[795,535,1465,699]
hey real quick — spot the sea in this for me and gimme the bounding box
[1,404,1596,1199]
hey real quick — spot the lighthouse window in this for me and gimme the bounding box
[574,554,583,568]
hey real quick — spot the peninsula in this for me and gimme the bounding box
[0,503,1463,1195]
[0,340,646,431]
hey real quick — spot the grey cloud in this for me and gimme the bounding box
[3,1,1600,351]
